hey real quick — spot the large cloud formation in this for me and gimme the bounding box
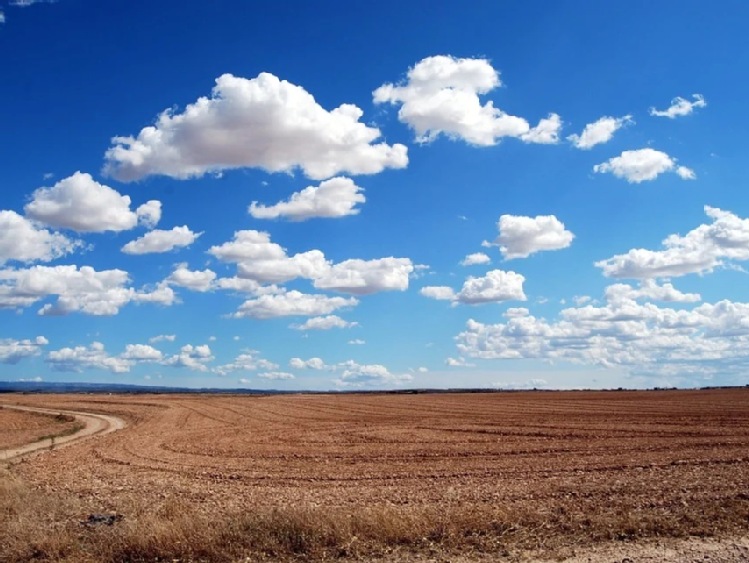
[104,73,408,181]
[0,265,175,315]
[455,281,749,380]
[374,55,560,146]
[597,206,749,279]
[209,230,416,294]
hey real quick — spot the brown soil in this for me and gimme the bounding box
[0,406,79,450]
[2,389,749,562]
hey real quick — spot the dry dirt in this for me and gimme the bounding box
[2,388,749,562]
[0,405,79,450]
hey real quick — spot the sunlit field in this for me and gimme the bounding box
[2,389,748,561]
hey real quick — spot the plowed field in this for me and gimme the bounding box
[2,389,749,562]
[0,406,79,450]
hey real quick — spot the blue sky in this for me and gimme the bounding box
[2,0,749,390]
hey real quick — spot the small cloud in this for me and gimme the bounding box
[348,339,365,345]
[149,334,176,344]
[649,94,706,119]
[460,252,491,266]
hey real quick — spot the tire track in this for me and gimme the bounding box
[0,404,126,463]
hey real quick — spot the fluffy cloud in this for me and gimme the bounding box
[597,206,749,279]
[567,115,632,149]
[163,344,214,371]
[593,148,695,183]
[0,210,80,265]
[258,371,295,380]
[460,252,491,266]
[46,342,132,373]
[210,230,415,293]
[289,357,327,370]
[122,226,201,254]
[454,269,527,304]
[249,177,365,221]
[521,113,563,144]
[421,269,526,305]
[0,265,176,314]
[313,257,414,294]
[214,351,278,376]
[649,94,706,118]
[166,264,217,292]
[104,73,407,181]
[495,214,574,259]
[231,290,357,319]
[604,280,701,303]
[24,171,160,232]
[120,344,164,361]
[149,334,176,344]
[445,356,475,367]
[374,55,558,146]
[455,282,749,378]
[214,276,263,294]
[0,336,48,364]
[291,315,358,330]
[135,200,162,229]
[333,360,412,387]
[209,230,329,284]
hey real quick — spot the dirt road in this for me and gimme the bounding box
[0,403,126,462]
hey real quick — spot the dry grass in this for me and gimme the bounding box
[2,389,749,561]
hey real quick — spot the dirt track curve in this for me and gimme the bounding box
[0,404,126,462]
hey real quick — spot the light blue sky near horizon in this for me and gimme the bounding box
[2,1,749,390]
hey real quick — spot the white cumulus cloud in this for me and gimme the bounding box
[597,206,749,279]
[649,94,706,118]
[455,282,749,380]
[495,214,574,259]
[24,171,160,232]
[333,360,412,387]
[422,269,526,305]
[163,344,214,372]
[231,289,357,319]
[567,115,632,149]
[289,357,327,370]
[214,351,278,376]
[0,210,80,265]
[291,315,358,330]
[0,336,48,364]
[166,263,217,292]
[122,226,200,254]
[313,257,414,294]
[258,371,295,380]
[249,177,365,221]
[0,265,175,315]
[104,73,407,181]
[46,342,132,374]
[460,252,491,266]
[593,148,695,183]
[374,55,557,146]
[209,230,329,284]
